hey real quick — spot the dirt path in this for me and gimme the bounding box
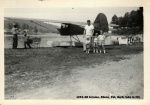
[8,53,143,99]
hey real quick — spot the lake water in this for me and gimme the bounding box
[4,33,121,48]
[4,33,85,48]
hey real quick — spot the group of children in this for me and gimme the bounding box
[85,30,106,54]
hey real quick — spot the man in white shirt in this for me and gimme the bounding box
[83,20,94,52]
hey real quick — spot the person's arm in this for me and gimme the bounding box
[27,36,30,40]
[92,29,94,36]
[11,28,14,34]
[103,35,106,40]
[83,29,86,38]
[97,35,100,42]
[92,25,94,36]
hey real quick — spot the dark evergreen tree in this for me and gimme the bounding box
[111,14,118,25]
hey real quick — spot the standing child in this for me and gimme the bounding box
[93,33,99,53]
[98,30,106,53]
[85,36,91,53]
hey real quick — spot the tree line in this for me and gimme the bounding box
[111,7,143,35]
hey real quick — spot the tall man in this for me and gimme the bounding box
[11,23,19,49]
[83,20,94,52]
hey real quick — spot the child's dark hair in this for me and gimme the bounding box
[23,30,27,35]
[13,25,17,28]
[100,30,103,34]
[87,20,90,22]
[95,33,98,36]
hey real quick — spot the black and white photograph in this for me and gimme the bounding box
[4,7,144,100]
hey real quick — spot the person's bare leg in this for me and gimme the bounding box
[102,45,105,53]
[100,45,102,53]
[96,43,98,53]
[88,49,90,54]
[93,43,95,53]
[86,44,88,53]
[93,48,95,53]
[27,42,31,48]
[98,45,100,53]
[96,47,98,53]
[83,41,87,52]
[86,44,90,54]
[24,42,27,49]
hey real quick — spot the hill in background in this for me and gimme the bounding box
[4,19,59,35]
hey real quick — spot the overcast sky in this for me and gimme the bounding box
[4,7,139,24]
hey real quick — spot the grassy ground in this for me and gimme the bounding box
[5,43,143,99]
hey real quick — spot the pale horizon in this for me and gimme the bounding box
[4,7,139,25]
